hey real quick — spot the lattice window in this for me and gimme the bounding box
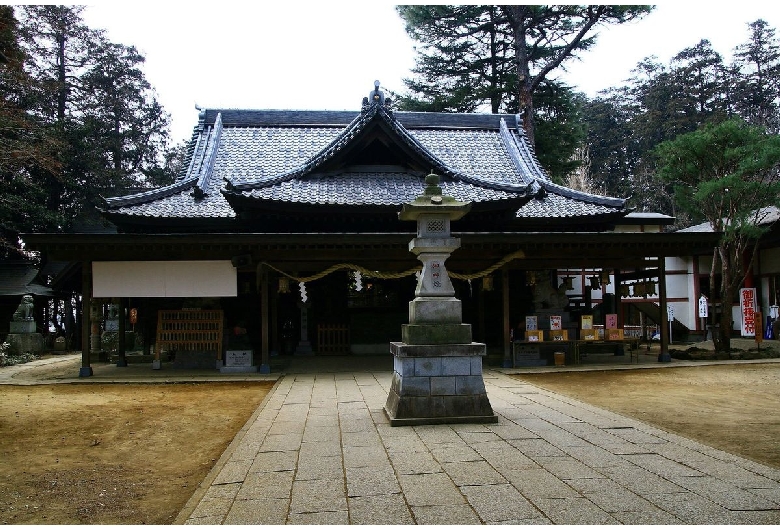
[427,219,445,233]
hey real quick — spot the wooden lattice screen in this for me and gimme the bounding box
[317,324,350,355]
[155,309,224,361]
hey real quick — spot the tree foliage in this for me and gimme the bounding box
[0,6,177,259]
[0,6,62,257]
[655,118,780,351]
[582,20,780,219]
[395,4,652,183]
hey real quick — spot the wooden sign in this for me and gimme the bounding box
[525,330,544,342]
[550,330,568,341]
[581,315,593,330]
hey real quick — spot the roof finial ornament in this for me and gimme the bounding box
[370,80,384,106]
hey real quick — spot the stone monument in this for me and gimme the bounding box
[6,294,44,355]
[384,173,497,426]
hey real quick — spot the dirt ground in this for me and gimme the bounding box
[1,356,779,524]
[0,357,273,525]
[519,362,780,470]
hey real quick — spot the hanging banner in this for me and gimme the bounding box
[740,288,757,337]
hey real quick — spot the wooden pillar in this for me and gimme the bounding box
[502,267,511,368]
[477,280,485,342]
[658,258,671,362]
[615,269,623,328]
[259,266,270,373]
[117,297,127,367]
[271,277,280,355]
[79,263,93,377]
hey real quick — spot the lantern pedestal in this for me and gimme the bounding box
[384,173,497,426]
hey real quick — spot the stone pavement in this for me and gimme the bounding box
[176,367,780,525]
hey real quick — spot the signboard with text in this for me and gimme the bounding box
[225,350,253,367]
[698,296,708,318]
[740,288,757,337]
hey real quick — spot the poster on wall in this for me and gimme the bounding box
[550,315,562,330]
[605,314,618,329]
[525,316,538,331]
[581,315,593,330]
[740,288,757,337]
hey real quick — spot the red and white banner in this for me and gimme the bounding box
[740,288,757,337]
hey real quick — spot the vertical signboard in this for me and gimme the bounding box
[740,288,757,337]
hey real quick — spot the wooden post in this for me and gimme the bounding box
[117,297,127,367]
[614,269,623,328]
[271,275,279,356]
[658,258,671,362]
[477,279,485,342]
[79,263,93,377]
[502,267,511,368]
[260,266,270,373]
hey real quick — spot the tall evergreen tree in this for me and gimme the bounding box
[0,6,61,258]
[396,5,652,183]
[581,20,780,216]
[13,5,172,230]
[655,119,780,352]
[731,19,780,132]
[501,5,652,145]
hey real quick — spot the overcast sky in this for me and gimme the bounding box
[82,3,780,143]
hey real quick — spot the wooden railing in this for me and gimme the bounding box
[317,324,350,355]
[155,309,224,361]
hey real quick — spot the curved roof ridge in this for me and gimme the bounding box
[193,112,224,197]
[540,180,626,208]
[103,177,199,208]
[501,115,625,209]
[500,117,548,188]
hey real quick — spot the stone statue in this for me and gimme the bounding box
[13,295,34,322]
[533,276,569,311]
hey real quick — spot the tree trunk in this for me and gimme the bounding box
[709,246,729,352]
[503,5,536,146]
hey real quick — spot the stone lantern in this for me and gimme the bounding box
[384,173,497,425]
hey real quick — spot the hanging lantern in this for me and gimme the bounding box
[278,277,290,294]
[645,280,657,296]
[560,276,574,290]
[526,272,537,286]
[600,270,611,286]
[589,276,601,290]
[619,284,630,298]
[633,281,645,297]
[482,275,494,292]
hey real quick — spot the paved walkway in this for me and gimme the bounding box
[175,367,780,525]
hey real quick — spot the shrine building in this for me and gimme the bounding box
[23,82,718,375]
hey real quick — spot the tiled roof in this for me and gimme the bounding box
[233,171,523,206]
[103,94,627,227]
[677,206,780,233]
[0,262,53,297]
[516,191,621,219]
